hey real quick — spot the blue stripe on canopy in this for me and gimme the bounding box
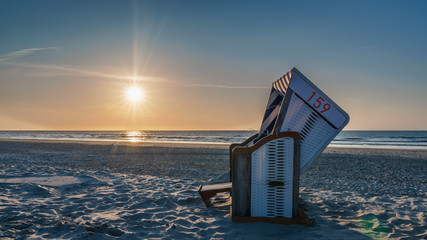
[252,69,293,144]
[272,71,292,96]
[257,89,284,141]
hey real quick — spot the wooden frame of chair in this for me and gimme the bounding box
[231,131,312,226]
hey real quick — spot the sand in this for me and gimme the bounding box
[0,140,426,239]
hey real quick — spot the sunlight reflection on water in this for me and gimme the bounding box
[126,131,142,143]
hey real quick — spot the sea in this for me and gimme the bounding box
[0,130,426,150]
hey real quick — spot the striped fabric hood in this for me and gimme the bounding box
[249,68,349,174]
[255,69,293,142]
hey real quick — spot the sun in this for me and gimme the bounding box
[126,86,144,103]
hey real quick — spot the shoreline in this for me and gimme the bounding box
[0,138,230,149]
[1,138,427,152]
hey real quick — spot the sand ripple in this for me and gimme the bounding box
[0,141,425,239]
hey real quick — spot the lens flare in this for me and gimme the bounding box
[126,86,144,103]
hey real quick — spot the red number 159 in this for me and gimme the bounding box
[307,92,331,113]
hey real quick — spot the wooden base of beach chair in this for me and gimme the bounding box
[198,182,232,207]
[232,207,313,226]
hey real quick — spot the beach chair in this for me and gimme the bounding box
[247,68,350,174]
[198,68,349,225]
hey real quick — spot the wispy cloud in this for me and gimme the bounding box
[0,47,164,83]
[0,47,59,61]
[0,48,266,89]
[0,61,161,82]
[1,60,266,88]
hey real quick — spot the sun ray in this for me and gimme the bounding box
[126,86,144,103]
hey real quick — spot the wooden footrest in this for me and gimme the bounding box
[198,182,232,207]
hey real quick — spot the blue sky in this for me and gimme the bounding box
[1,0,426,130]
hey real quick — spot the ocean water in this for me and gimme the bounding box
[331,131,427,149]
[0,130,426,150]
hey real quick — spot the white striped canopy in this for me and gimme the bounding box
[256,70,293,141]
[273,70,292,96]
[250,68,349,174]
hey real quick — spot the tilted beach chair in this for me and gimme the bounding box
[247,68,349,173]
[198,68,349,224]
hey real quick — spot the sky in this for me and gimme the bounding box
[1,0,426,131]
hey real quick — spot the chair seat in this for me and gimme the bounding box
[198,182,232,207]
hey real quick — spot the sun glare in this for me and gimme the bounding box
[126,86,144,103]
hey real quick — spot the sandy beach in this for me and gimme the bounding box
[0,139,426,239]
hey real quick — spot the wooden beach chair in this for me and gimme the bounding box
[198,68,349,225]
[248,68,350,173]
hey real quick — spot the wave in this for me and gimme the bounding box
[1,131,426,149]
